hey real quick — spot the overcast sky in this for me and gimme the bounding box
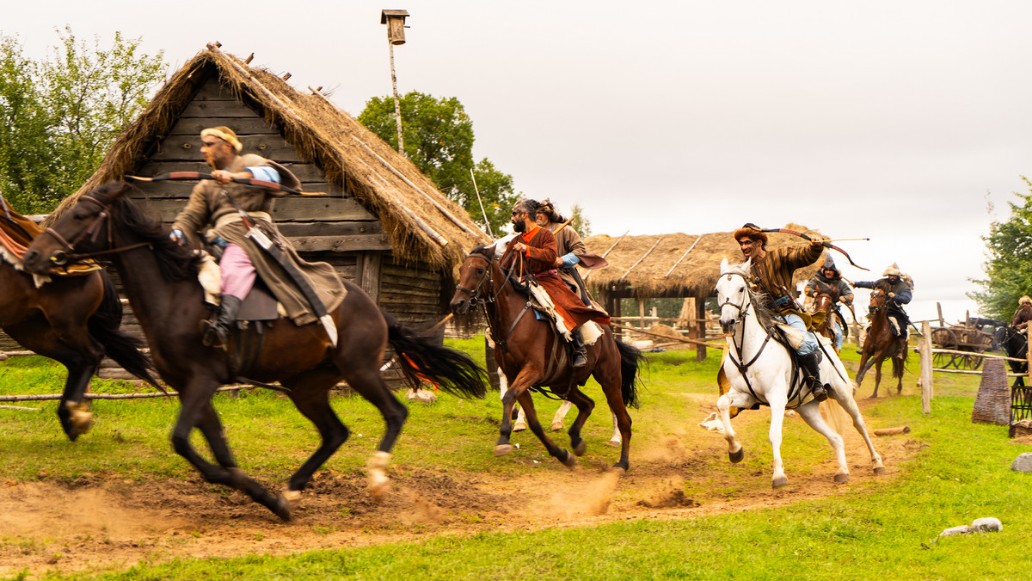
[5,1,1032,323]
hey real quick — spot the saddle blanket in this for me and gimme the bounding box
[527,280,601,344]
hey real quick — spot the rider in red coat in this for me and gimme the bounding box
[500,199,609,367]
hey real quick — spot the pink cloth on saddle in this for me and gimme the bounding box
[220,243,256,299]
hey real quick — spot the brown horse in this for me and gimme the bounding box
[1,213,156,441]
[811,292,847,352]
[855,281,907,397]
[21,182,487,521]
[449,244,642,470]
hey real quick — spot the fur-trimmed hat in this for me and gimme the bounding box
[882,263,901,277]
[733,223,768,247]
[1020,296,1032,306]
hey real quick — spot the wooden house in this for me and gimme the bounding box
[44,44,490,377]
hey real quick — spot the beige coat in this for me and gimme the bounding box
[172,154,345,326]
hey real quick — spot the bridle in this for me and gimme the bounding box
[40,193,150,265]
[718,271,776,396]
[455,250,532,353]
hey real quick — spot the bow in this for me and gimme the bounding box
[751,224,870,271]
[125,172,326,196]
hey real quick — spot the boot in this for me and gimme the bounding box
[571,328,588,368]
[203,295,242,348]
[799,351,829,402]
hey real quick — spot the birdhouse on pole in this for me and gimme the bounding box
[381,9,410,45]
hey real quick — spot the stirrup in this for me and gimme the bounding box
[810,382,829,402]
[572,351,587,368]
[201,320,228,348]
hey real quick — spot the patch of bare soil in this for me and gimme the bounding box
[0,403,917,579]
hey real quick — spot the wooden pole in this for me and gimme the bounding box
[388,41,405,156]
[920,321,933,414]
[1026,335,1032,388]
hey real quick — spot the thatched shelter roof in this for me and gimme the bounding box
[582,224,826,298]
[50,44,490,269]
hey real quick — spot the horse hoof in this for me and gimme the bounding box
[550,422,564,432]
[611,462,628,472]
[494,444,514,457]
[729,448,745,464]
[604,439,622,448]
[272,494,293,522]
[572,441,587,456]
[772,476,789,489]
[560,451,577,469]
[513,421,527,432]
[874,466,886,476]
[834,473,850,484]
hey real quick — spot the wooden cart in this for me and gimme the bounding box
[930,323,995,369]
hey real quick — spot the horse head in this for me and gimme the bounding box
[716,257,753,334]
[22,182,135,274]
[450,245,498,316]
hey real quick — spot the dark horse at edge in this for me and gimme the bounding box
[1,208,157,440]
[855,280,907,397]
[22,182,487,521]
[449,244,642,470]
[999,326,1028,387]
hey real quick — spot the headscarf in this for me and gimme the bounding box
[200,126,243,153]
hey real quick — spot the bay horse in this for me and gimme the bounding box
[1,210,156,441]
[811,291,846,351]
[1000,326,1027,387]
[715,258,884,488]
[449,244,642,470]
[21,182,487,521]
[855,280,907,397]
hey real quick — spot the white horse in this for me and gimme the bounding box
[714,258,885,488]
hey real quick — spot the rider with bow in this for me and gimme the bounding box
[734,224,831,402]
[854,263,913,340]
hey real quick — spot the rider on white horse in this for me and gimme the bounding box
[734,224,830,402]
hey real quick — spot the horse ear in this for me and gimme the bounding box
[742,257,752,271]
[720,257,729,272]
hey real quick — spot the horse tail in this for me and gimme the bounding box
[87,270,161,389]
[819,399,851,436]
[616,340,644,409]
[385,314,488,399]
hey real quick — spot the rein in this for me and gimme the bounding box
[41,195,152,265]
[460,252,532,353]
[720,271,775,401]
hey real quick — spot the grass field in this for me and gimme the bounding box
[1,338,1030,580]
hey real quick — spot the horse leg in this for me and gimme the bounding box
[562,386,595,457]
[172,379,289,520]
[796,402,849,483]
[829,388,885,475]
[338,363,408,500]
[516,391,576,468]
[716,391,749,464]
[7,319,102,441]
[872,359,883,398]
[551,400,574,432]
[854,353,873,391]
[768,397,790,489]
[497,369,540,456]
[608,412,622,447]
[280,370,351,498]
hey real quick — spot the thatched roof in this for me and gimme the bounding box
[582,224,825,297]
[50,44,490,269]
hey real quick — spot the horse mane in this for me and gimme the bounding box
[722,260,776,329]
[95,183,201,283]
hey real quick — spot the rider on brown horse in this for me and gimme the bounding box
[170,126,344,348]
[1011,295,1032,332]
[734,223,830,402]
[501,199,610,367]
[854,263,913,340]
[804,257,854,350]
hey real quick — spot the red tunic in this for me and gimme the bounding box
[500,225,610,330]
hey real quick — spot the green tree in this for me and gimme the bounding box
[358,91,518,235]
[569,204,592,237]
[970,178,1032,320]
[0,28,165,213]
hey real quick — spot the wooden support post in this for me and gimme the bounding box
[920,321,933,414]
[1026,336,1032,388]
[695,297,708,362]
